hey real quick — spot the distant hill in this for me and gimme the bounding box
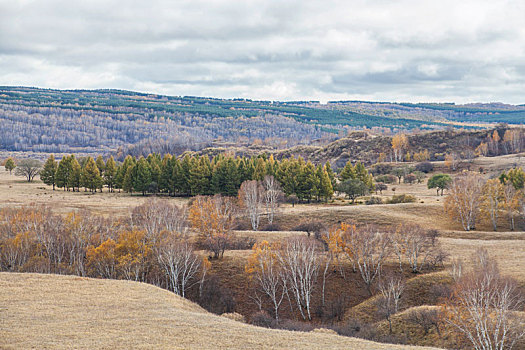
[0,273,438,349]
[1,86,523,156]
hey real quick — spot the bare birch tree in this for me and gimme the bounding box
[277,237,321,320]
[443,250,525,350]
[246,240,288,322]
[444,172,484,231]
[263,175,282,225]
[343,225,391,295]
[390,223,443,273]
[155,235,201,298]
[377,275,405,333]
[239,180,264,231]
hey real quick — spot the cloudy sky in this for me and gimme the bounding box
[1,0,524,103]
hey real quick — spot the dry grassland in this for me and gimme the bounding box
[0,273,440,350]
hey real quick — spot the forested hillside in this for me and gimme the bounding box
[1,86,523,156]
[0,86,446,155]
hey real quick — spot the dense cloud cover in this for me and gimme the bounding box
[1,0,524,103]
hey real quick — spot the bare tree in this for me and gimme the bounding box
[390,223,443,273]
[408,307,441,336]
[377,275,405,333]
[343,225,392,295]
[481,179,504,231]
[14,159,42,182]
[444,172,484,231]
[189,195,235,259]
[443,250,525,350]
[155,235,201,298]
[502,184,521,231]
[263,175,282,225]
[131,199,188,241]
[277,237,321,320]
[450,257,464,282]
[239,180,264,231]
[246,241,288,322]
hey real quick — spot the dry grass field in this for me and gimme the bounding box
[1,153,524,349]
[0,273,440,350]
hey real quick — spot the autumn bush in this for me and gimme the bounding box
[386,194,416,204]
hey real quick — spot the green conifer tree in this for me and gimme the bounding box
[40,154,58,190]
[132,157,152,195]
[69,156,82,192]
[104,156,117,192]
[4,157,16,174]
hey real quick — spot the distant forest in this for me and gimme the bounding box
[1,86,523,156]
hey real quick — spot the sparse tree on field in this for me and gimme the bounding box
[189,195,235,259]
[40,155,58,190]
[444,172,484,231]
[245,240,287,322]
[56,155,72,191]
[443,250,525,350]
[336,179,369,203]
[276,237,321,320]
[14,159,42,182]
[408,308,441,336]
[392,167,406,184]
[239,180,264,231]
[4,157,16,174]
[428,174,452,196]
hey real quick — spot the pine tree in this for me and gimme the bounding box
[40,154,58,190]
[159,154,173,194]
[115,155,135,192]
[339,160,356,181]
[297,161,317,202]
[69,156,82,192]
[354,161,374,191]
[325,161,336,189]
[317,164,334,202]
[123,166,134,193]
[104,156,117,192]
[56,155,73,191]
[81,157,103,193]
[132,157,152,195]
[253,157,267,181]
[96,156,106,174]
[179,155,192,195]
[190,156,212,195]
[4,157,16,174]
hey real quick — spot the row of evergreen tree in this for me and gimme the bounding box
[40,152,374,201]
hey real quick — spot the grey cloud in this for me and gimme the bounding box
[0,0,524,103]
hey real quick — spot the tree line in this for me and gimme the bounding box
[22,153,373,203]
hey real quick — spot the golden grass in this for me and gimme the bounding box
[440,238,525,284]
[0,168,189,217]
[0,273,440,349]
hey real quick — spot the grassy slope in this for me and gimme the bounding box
[0,273,439,350]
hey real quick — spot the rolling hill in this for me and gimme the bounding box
[0,272,440,349]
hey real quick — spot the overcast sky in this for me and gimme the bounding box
[1,0,524,103]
